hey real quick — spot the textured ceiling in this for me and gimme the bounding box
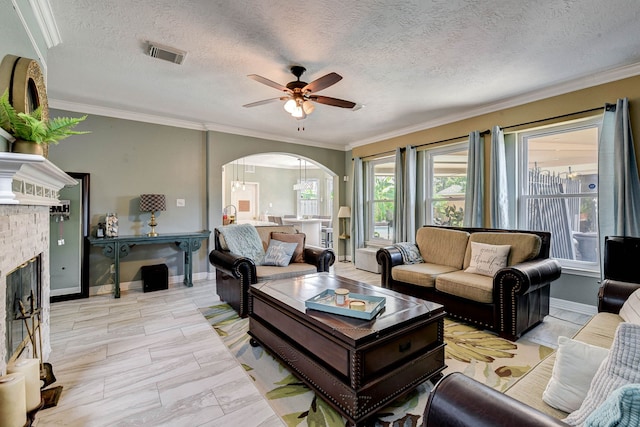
[45,0,640,150]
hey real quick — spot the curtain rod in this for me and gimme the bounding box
[500,106,603,131]
[355,129,490,160]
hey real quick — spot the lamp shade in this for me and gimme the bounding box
[140,194,166,212]
[337,206,351,218]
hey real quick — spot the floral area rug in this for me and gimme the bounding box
[200,303,553,427]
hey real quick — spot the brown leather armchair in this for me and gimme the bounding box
[209,225,335,317]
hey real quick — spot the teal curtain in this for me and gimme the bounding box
[394,146,417,242]
[416,150,427,229]
[464,131,484,227]
[351,157,365,263]
[393,148,403,243]
[598,98,640,273]
[490,126,509,228]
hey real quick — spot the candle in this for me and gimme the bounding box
[334,288,349,306]
[0,373,27,427]
[8,358,41,411]
[349,300,366,311]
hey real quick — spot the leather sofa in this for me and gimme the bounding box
[209,225,335,317]
[422,235,640,426]
[377,226,562,340]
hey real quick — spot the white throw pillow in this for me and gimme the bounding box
[542,336,609,413]
[464,242,511,277]
[619,288,640,324]
[564,322,640,425]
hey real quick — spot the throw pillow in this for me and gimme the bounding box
[564,322,640,425]
[584,384,640,427]
[262,239,299,267]
[542,336,610,413]
[619,288,640,324]
[464,242,511,277]
[271,232,306,263]
[393,242,424,264]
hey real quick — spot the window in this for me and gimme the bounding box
[517,117,600,271]
[297,178,319,217]
[426,143,468,226]
[366,158,395,243]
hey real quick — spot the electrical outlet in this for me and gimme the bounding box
[176,198,185,207]
[110,264,115,274]
[57,239,65,245]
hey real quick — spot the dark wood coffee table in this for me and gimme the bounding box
[248,273,445,426]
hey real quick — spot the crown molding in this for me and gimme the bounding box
[348,61,640,149]
[28,0,61,48]
[48,99,345,150]
[11,0,47,73]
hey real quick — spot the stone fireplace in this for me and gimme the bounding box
[0,153,76,374]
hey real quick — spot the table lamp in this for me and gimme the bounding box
[338,206,351,239]
[140,194,166,237]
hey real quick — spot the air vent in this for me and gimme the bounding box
[147,42,186,65]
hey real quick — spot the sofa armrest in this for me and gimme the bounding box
[303,245,335,272]
[376,246,404,288]
[423,373,567,427]
[494,258,562,297]
[208,249,256,279]
[598,279,640,314]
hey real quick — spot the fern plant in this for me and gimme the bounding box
[0,89,89,144]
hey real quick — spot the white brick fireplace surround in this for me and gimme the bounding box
[0,152,76,374]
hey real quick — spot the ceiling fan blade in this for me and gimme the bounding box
[302,72,342,93]
[247,74,291,93]
[242,97,287,108]
[308,95,356,109]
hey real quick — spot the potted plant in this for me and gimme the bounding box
[0,89,89,155]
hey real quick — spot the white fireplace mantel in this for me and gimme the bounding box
[0,152,77,205]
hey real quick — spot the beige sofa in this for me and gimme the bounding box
[377,226,562,340]
[422,277,638,426]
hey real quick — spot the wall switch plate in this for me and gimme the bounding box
[57,239,65,245]
[176,198,185,207]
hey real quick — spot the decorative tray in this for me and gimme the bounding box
[305,289,386,320]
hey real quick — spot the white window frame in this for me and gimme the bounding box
[516,117,601,273]
[297,178,319,217]
[425,142,468,226]
[366,157,395,245]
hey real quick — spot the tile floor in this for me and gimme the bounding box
[34,262,590,426]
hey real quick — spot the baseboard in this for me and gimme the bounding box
[90,272,212,296]
[550,297,597,316]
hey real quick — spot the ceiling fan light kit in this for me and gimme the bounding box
[244,65,356,121]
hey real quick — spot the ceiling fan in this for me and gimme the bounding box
[243,66,356,120]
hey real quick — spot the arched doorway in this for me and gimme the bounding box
[222,153,337,248]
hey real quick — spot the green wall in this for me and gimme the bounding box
[45,113,347,291]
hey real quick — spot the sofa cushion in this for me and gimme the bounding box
[271,232,306,263]
[391,263,459,288]
[573,312,623,349]
[464,242,511,276]
[256,263,318,280]
[542,337,610,413]
[619,288,640,324]
[416,227,470,269]
[435,270,494,303]
[564,322,640,425]
[463,232,542,269]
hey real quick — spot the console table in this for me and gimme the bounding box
[88,230,210,298]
